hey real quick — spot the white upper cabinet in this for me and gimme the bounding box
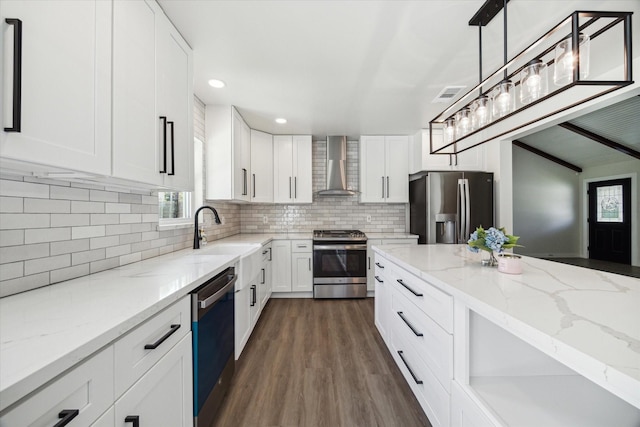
[250,129,274,203]
[410,129,485,173]
[360,135,409,203]
[0,0,112,176]
[112,0,194,191]
[273,135,312,204]
[205,106,251,201]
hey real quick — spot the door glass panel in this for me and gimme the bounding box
[596,185,623,223]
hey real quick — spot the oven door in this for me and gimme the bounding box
[313,243,367,283]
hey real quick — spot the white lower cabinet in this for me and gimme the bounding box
[114,333,193,427]
[366,238,417,291]
[92,408,115,427]
[0,346,114,427]
[271,240,292,292]
[450,381,493,427]
[291,240,312,292]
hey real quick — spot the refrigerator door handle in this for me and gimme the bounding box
[463,178,470,241]
[458,179,466,244]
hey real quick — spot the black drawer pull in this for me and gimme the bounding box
[167,121,175,176]
[375,262,384,269]
[374,275,384,283]
[159,116,167,173]
[397,351,423,385]
[54,409,79,427]
[4,18,22,132]
[125,415,140,427]
[397,311,423,336]
[144,324,180,349]
[397,279,423,297]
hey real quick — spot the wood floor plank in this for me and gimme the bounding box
[212,298,432,427]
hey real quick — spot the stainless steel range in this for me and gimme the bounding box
[312,230,367,298]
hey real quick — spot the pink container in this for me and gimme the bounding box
[497,253,523,274]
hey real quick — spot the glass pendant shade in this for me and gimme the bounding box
[470,96,491,130]
[491,80,515,119]
[520,59,548,105]
[553,32,590,86]
[444,117,456,143]
[454,108,471,137]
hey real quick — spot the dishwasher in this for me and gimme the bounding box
[191,266,237,427]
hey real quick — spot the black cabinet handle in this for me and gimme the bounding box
[144,324,180,350]
[250,285,256,306]
[253,174,256,197]
[53,409,79,427]
[242,168,248,195]
[397,351,423,385]
[159,116,167,173]
[397,279,423,297]
[381,176,385,198]
[289,177,292,199]
[375,262,384,269]
[368,256,371,270]
[386,176,390,198]
[167,121,175,176]
[397,311,423,337]
[268,247,272,261]
[261,268,265,284]
[4,18,22,132]
[294,177,297,198]
[125,415,140,427]
[374,275,383,283]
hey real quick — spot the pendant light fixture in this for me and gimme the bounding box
[427,3,632,157]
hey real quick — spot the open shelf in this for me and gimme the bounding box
[467,311,640,426]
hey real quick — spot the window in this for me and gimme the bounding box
[596,184,623,223]
[158,191,191,221]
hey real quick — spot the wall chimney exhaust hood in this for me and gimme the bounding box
[316,136,358,196]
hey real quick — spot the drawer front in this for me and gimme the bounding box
[261,243,272,262]
[0,346,114,427]
[391,338,450,427]
[291,240,312,253]
[392,288,453,392]
[114,296,190,396]
[389,262,453,333]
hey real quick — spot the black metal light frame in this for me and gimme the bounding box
[429,9,634,156]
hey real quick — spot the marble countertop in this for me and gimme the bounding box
[0,235,278,412]
[372,244,640,409]
[366,233,418,239]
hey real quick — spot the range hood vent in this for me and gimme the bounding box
[316,136,358,196]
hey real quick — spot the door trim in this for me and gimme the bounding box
[582,172,638,266]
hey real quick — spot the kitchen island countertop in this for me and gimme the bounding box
[372,243,640,409]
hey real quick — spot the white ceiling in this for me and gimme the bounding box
[158,0,640,167]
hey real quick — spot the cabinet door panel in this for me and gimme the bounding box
[251,130,273,203]
[360,136,386,203]
[115,333,193,427]
[235,284,251,358]
[0,0,111,175]
[292,253,312,292]
[385,136,409,203]
[293,135,312,203]
[112,0,160,185]
[271,240,292,291]
[273,136,294,203]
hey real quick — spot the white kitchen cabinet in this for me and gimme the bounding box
[114,333,193,427]
[273,135,312,203]
[259,243,272,307]
[366,238,417,291]
[112,0,193,190]
[0,0,112,176]
[410,129,485,173]
[0,346,114,427]
[250,130,274,203]
[373,255,391,344]
[291,240,313,292]
[91,407,115,427]
[450,381,494,427]
[271,240,292,292]
[360,135,409,203]
[235,281,252,359]
[206,106,252,201]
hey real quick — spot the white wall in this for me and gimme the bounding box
[512,147,581,257]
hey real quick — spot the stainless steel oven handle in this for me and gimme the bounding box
[313,244,367,250]
[199,275,238,309]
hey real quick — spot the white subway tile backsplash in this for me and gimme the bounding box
[50,185,89,201]
[105,203,131,214]
[90,257,119,274]
[0,197,23,213]
[0,179,50,199]
[119,193,142,204]
[50,239,91,256]
[51,213,90,227]
[25,254,71,275]
[90,214,121,225]
[51,264,90,284]
[90,235,120,250]
[142,195,157,205]
[105,224,133,235]
[72,248,106,266]
[105,244,131,259]
[0,262,23,281]
[24,227,71,244]
[89,189,119,203]
[120,252,142,266]
[0,230,24,247]
[0,273,50,297]
[119,213,142,224]
[71,225,105,240]
[24,198,70,213]
[0,213,50,230]
[71,201,105,214]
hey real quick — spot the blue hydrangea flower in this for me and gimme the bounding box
[467,245,479,253]
[485,227,506,252]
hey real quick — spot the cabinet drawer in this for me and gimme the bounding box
[392,288,453,392]
[389,262,453,333]
[291,240,312,253]
[392,339,450,427]
[114,296,190,396]
[0,346,114,427]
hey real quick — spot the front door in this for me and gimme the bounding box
[588,178,632,264]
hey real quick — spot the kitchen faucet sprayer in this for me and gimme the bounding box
[194,205,221,249]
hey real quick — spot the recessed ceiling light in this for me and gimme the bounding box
[275,118,287,124]
[208,79,225,88]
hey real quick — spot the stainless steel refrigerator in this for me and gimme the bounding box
[409,172,494,244]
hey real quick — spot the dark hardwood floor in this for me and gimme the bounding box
[212,298,432,427]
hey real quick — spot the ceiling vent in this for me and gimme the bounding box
[432,86,466,103]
